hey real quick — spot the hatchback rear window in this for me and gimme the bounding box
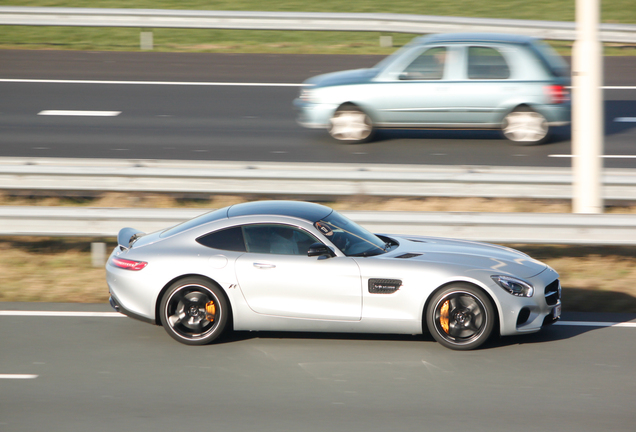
[467,46,510,79]
[527,41,570,77]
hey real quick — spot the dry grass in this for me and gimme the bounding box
[0,239,111,303]
[1,193,636,311]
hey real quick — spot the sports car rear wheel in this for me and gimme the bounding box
[328,104,374,143]
[160,277,228,345]
[426,284,495,350]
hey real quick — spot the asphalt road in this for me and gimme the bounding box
[0,50,635,168]
[1,303,635,432]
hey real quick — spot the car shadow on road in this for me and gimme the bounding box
[216,329,434,345]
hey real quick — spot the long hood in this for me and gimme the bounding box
[305,68,379,88]
[386,235,547,279]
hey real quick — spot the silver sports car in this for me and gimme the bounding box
[107,201,561,350]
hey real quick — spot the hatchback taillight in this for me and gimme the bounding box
[110,257,148,271]
[544,85,569,104]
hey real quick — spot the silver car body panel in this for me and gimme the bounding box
[106,202,561,339]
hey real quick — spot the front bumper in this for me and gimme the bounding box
[293,98,335,129]
[497,267,562,336]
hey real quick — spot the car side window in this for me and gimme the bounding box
[243,224,319,255]
[196,226,246,252]
[467,46,510,79]
[400,47,447,80]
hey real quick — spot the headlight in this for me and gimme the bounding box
[491,275,534,297]
[299,88,315,102]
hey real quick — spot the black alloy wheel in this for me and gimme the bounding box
[426,283,495,350]
[160,277,228,345]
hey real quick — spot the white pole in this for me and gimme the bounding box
[572,0,604,213]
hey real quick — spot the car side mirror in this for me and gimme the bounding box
[307,242,335,258]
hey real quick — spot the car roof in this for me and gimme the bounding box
[414,32,537,45]
[227,200,333,222]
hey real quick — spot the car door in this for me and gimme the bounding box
[234,224,363,321]
[371,45,460,125]
[449,45,514,125]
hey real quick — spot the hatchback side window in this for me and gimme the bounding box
[196,226,246,252]
[243,224,319,255]
[400,47,447,80]
[467,46,510,79]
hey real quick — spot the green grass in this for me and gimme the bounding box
[0,1,634,54]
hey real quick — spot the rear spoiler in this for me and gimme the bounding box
[117,227,146,251]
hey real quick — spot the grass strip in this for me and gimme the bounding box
[0,1,635,54]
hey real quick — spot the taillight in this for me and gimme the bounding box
[110,257,148,271]
[544,85,569,104]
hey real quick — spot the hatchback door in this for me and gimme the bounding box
[371,45,462,126]
[446,45,517,125]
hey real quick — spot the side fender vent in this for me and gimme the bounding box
[368,278,402,294]
[396,253,422,259]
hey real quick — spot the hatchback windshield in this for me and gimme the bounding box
[315,211,388,257]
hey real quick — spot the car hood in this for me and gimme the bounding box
[385,235,547,279]
[305,68,379,88]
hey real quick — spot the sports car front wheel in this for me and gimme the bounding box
[159,277,229,345]
[426,284,495,350]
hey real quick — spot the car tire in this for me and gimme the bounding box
[159,277,229,346]
[328,104,375,143]
[502,106,550,145]
[426,283,495,350]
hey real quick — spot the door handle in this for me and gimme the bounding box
[253,262,276,269]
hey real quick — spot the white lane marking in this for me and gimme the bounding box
[548,154,636,159]
[615,117,636,122]
[1,79,302,87]
[0,311,124,317]
[555,321,636,328]
[0,374,38,379]
[38,110,121,116]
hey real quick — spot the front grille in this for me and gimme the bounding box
[544,279,561,306]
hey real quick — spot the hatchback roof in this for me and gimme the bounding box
[228,200,333,222]
[415,32,537,45]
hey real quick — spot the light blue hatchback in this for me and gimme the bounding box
[294,33,571,145]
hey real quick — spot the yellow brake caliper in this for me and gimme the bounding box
[439,300,450,334]
[205,301,216,322]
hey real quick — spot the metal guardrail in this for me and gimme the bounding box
[1,157,636,201]
[1,206,636,245]
[1,7,635,43]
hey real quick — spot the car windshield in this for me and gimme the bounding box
[315,211,388,257]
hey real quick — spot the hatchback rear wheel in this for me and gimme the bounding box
[502,106,549,145]
[160,277,228,345]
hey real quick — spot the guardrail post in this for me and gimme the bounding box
[91,242,107,267]
[572,0,604,214]
[140,30,153,50]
